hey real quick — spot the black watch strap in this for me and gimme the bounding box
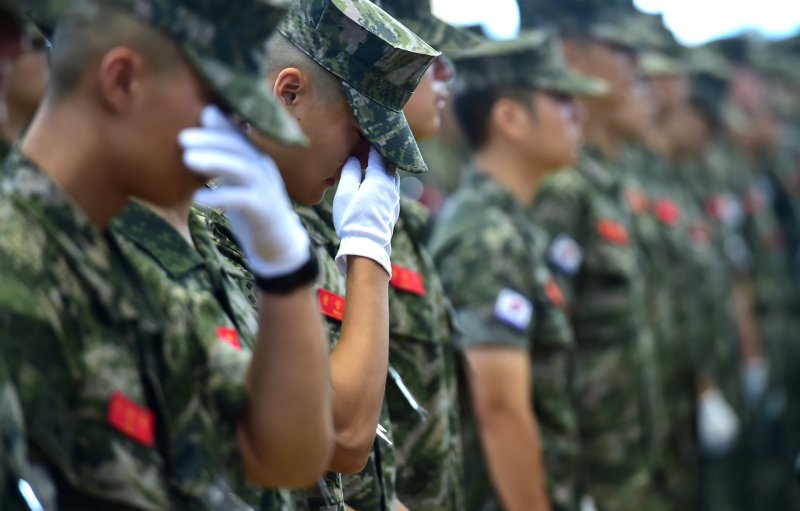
[254,249,319,294]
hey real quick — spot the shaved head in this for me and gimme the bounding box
[48,4,184,101]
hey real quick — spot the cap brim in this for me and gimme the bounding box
[640,52,685,78]
[590,23,641,52]
[539,70,609,97]
[184,48,308,148]
[342,82,427,174]
[398,17,483,54]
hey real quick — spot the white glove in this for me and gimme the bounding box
[333,148,400,277]
[742,358,769,406]
[698,388,740,456]
[181,105,311,279]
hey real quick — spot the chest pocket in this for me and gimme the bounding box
[581,196,638,285]
[46,312,172,510]
[388,226,449,346]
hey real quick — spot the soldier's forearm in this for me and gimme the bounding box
[328,256,390,473]
[241,285,333,488]
[474,395,552,511]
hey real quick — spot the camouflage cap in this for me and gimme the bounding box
[531,0,669,53]
[16,0,307,146]
[640,51,684,78]
[451,29,608,97]
[377,0,483,53]
[279,0,440,173]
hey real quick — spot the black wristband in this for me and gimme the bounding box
[254,249,319,294]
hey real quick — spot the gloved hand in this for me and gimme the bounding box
[698,388,740,457]
[181,105,311,279]
[333,148,400,277]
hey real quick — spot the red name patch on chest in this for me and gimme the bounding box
[107,392,155,448]
[318,289,346,322]
[216,326,241,351]
[597,219,629,245]
[653,199,681,226]
[390,264,426,296]
[544,280,565,308]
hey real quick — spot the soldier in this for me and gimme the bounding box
[635,38,743,510]
[199,1,439,509]
[0,0,336,508]
[528,2,670,509]
[665,59,749,511]
[356,1,482,509]
[430,30,607,511]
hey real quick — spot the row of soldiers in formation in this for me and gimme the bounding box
[0,0,799,510]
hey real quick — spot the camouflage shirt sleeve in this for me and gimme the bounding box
[433,207,537,350]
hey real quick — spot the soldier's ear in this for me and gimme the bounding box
[491,98,523,139]
[96,46,144,116]
[272,68,308,108]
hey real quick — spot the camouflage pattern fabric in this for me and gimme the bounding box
[0,148,172,509]
[0,139,10,163]
[15,0,305,146]
[279,0,439,173]
[301,197,397,511]
[199,199,400,511]
[530,152,660,511]
[0,360,26,510]
[377,0,483,52]
[430,170,579,511]
[111,201,297,511]
[532,0,666,52]
[616,145,682,498]
[384,196,465,511]
[451,29,607,97]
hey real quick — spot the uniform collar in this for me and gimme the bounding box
[113,201,205,280]
[463,166,523,214]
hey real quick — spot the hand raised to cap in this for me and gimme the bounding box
[183,105,311,279]
[333,147,400,277]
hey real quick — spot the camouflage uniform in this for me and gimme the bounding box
[202,1,439,509]
[200,199,395,511]
[431,170,580,511]
[0,0,306,508]
[383,197,465,511]
[370,2,477,509]
[0,150,173,509]
[0,360,27,510]
[531,151,658,511]
[0,139,10,162]
[429,30,605,511]
[617,144,691,505]
[111,201,297,511]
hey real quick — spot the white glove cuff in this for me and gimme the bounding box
[247,233,312,279]
[335,237,392,278]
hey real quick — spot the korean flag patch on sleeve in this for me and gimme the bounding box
[494,288,534,331]
[549,234,583,276]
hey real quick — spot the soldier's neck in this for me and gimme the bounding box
[21,102,128,231]
[473,145,547,208]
